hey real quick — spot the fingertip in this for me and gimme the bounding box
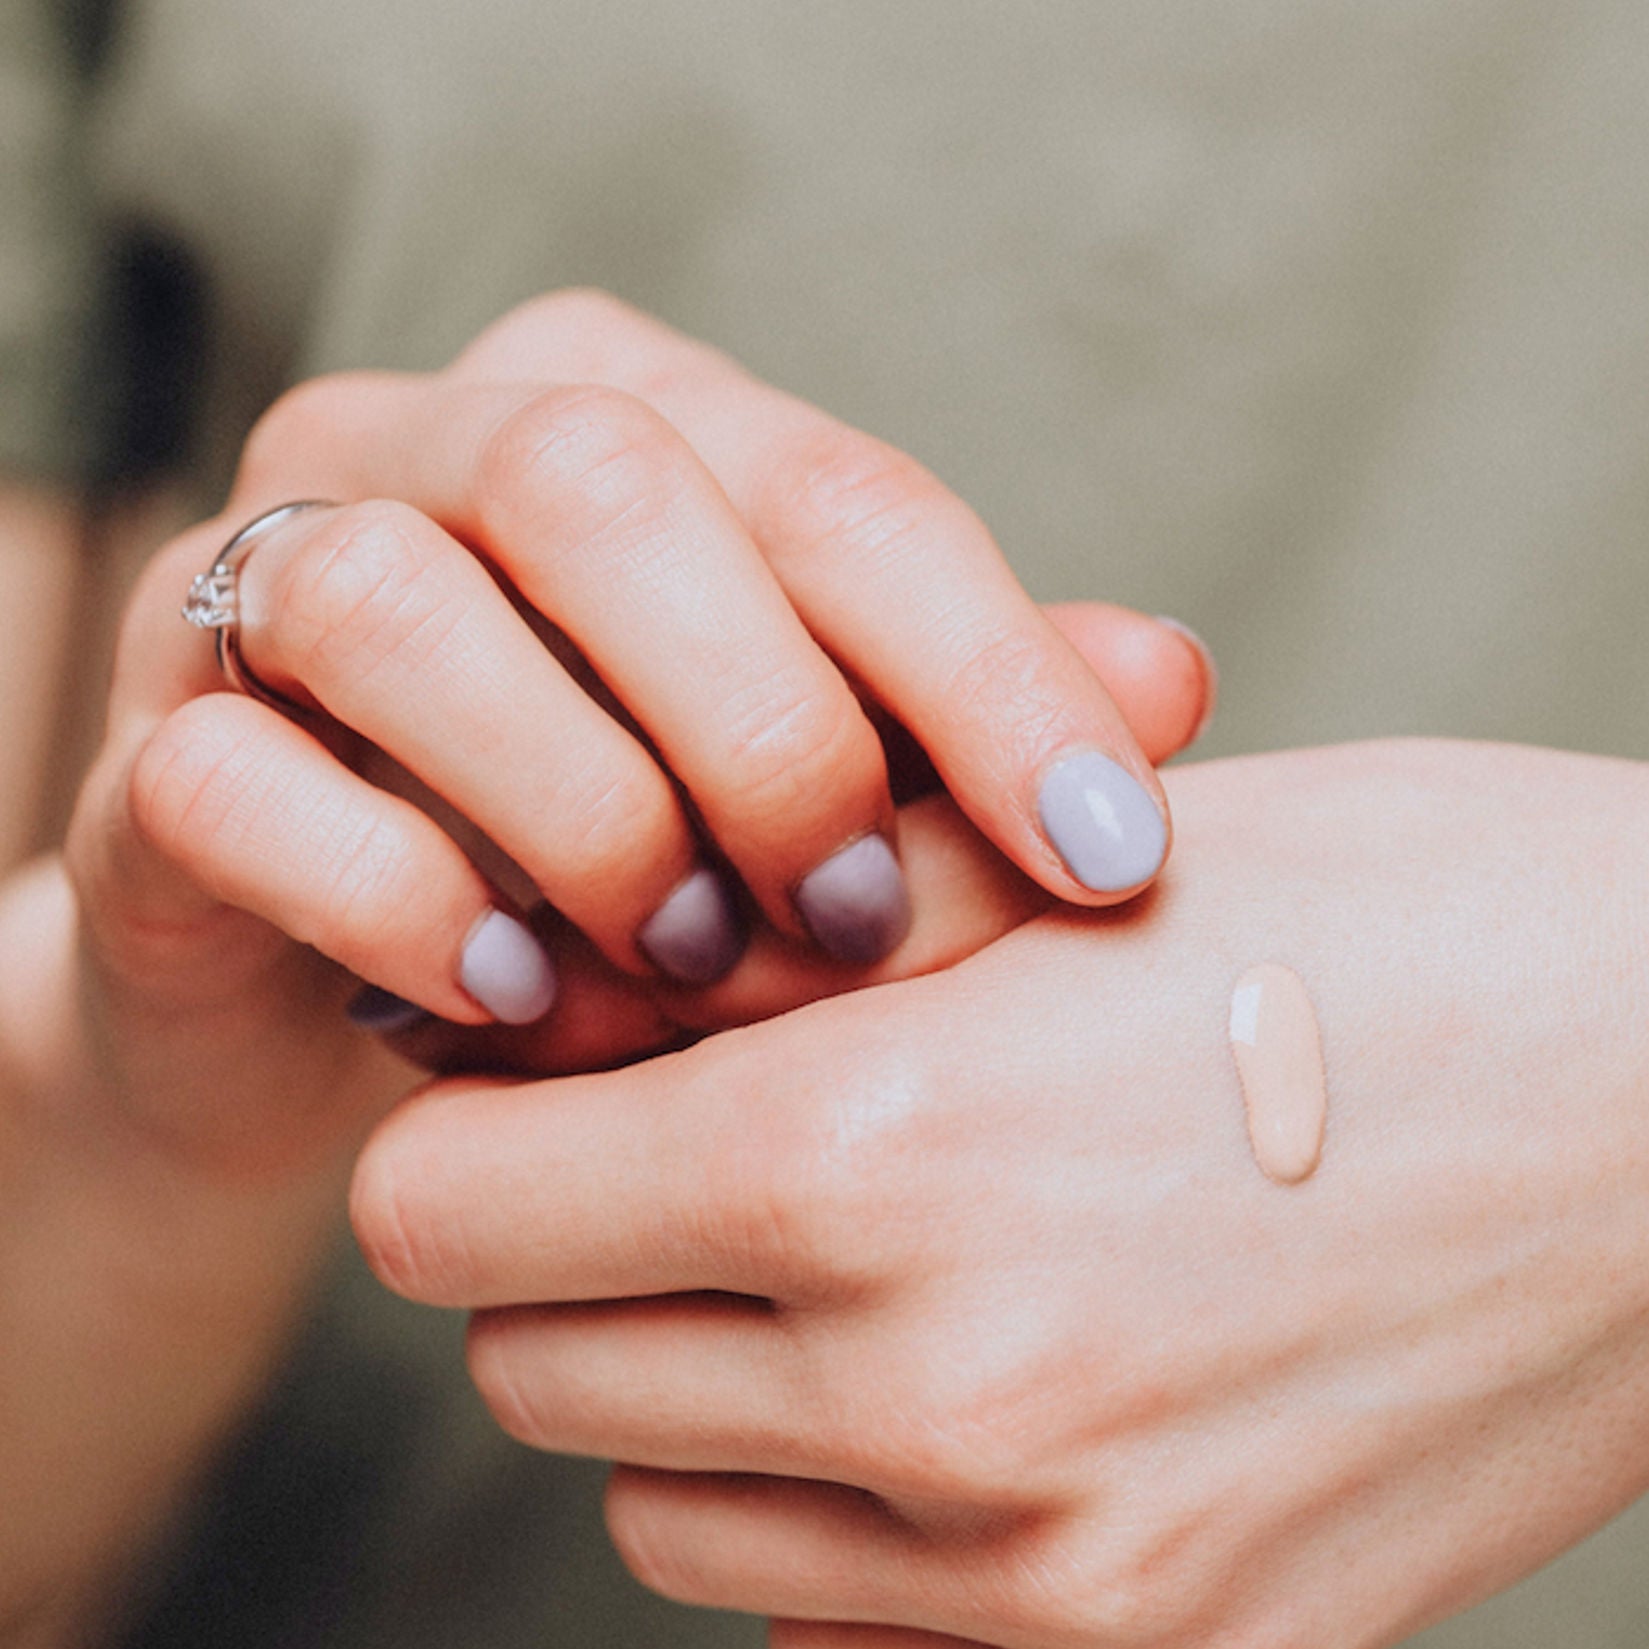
[460,908,558,1024]
[1041,602,1216,763]
[637,865,748,985]
[1152,615,1218,751]
[1035,749,1169,899]
[793,832,913,965]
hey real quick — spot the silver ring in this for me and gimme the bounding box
[181,500,334,709]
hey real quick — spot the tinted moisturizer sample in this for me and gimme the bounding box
[1227,963,1326,1184]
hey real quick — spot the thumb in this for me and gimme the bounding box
[1042,602,1216,765]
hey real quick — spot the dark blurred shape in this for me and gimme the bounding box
[88,223,210,488]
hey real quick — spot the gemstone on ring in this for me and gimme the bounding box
[182,566,240,630]
[180,499,335,709]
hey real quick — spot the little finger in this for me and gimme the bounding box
[127,692,552,1024]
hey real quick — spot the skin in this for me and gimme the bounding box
[0,291,1208,1636]
[0,487,80,874]
[351,741,1649,1649]
[148,288,1177,1019]
[23,290,1644,1648]
[0,628,1197,1644]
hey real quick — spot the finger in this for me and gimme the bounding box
[604,1470,1000,1641]
[351,1064,764,1306]
[445,293,1177,906]
[1042,603,1215,764]
[237,377,911,967]
[224,497,749,984]
[360,598,1204,1068]
[874,602,1213,806]
[670,789,1048,1032]
[371,911,683,1077]
[466,1295,819,1477]
[770,1626,984,1649]
[363,787,1047,1072]
[350,1008,900,1307]
[123,690,554,1025]
[662,604,1199,1029]
[370,602,1205,1067]
[733,411,1175,905]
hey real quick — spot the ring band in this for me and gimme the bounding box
[181,500,334,709]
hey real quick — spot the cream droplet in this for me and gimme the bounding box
[1228,963,1326,1184]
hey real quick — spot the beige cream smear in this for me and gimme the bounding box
[1228,962,1326,1184]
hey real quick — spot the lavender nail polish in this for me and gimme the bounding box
[345,984,431,1033]
[794,834,912,965]
[460,910,557,1025]
[1037,751,1168,893]
[638,866,747,985]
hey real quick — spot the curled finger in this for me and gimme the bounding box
[127,692,554,1024]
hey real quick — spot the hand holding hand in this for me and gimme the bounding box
[60,289,1210,1168]
[351,740,1649,1649]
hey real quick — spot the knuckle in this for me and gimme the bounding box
[349,1121,480,1305]
[702,1041,913,1298]
[942,621,1068,739]
[234,371,373,494]
[302,810,427,959]
[271,500,455,684]
[854,1362,1032,1506]
[1074,1565,1197,1645]
[603,1475,709,1605]
[464,1311,551,1447]
[448,721,679,907]
[506,286,638,342]
[759,428,963,569]
[714,674,878,824]
[543,765,679,898]
[996,1524,1208,1647]
[477,383,688,548]
[457,289,651,383]
[127,698,258,868]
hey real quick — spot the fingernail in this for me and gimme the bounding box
[460,910,557,1024]
[637,866,747,985]
[345,984,431,1033]
[794,834,912,965]
[1154,615,1219,745]
[1037,751,1168,893]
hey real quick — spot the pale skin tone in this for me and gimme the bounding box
[3,292,1646,1647]
[0,292,1206,1642]
[356,741,1649,1649]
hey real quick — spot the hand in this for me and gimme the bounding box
[349,595,1209,1080]
[351,740,1649,1649]
[64,289,1213,1164]
[124,287,1182,1018]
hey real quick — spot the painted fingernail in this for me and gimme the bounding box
[794,834,912,965]
[638,866,747,985]
[460,910,557,1024]
[345,984,431,1033]
[1037,751,1168,893]
[1154,615,1219,745]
